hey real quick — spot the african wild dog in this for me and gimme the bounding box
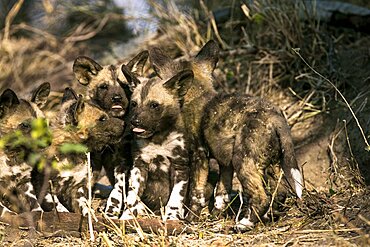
[114,65,193,220]
[32,88,125,216]
[149,42,219,220]
[149,40,303,230]
[72,52,149,217]
[0,83,50,216]
[202,93,303,231]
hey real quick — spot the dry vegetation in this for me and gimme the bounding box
[1,0,370,246]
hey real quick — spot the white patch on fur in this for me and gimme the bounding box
[160,164,169,173]
[139,132,185,170]
[0,158,31,178]
[235,217,255,231]
[24,182,43,211]
[291,168,303,198]
[44,194,69,212]
[128,168,142,195]
[214,195,227,210]
[120,202,146,220]
[77,192,89,216]
[164,180,187,220]
[105,173,125,217]
[59,159,87,185]
[126,191,137,206]
[191,195,206,207]
[0,202,14,217]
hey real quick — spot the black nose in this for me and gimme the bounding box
[131,118,141,127]
[112,95,122,102]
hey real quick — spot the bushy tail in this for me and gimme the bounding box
[276,123,303,198]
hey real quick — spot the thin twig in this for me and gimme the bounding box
[268,170,284,223]
[295,228,363,234]
[3,0,24,41]
[86,152,95,242]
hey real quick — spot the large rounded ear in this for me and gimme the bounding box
[62,87,78,103]
[194,40,219,74]
[121,64,141,91]
[149,47,173,78]
[126,50,149,76]
[31,82,50,108]
[0,89,20,117]
[163,69,194,99]
[73,56,103,85]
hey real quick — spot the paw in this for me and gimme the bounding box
[214,194,229,210]
[120,202,146,220]
[120,209,134,220]
[234,217,255,233]
[55,202,69,213]
[81,206,94,217]
[104,208,120,219]
[163,207,182,221]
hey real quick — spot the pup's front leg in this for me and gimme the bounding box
[120,159,148,220]
[164,149,189,221]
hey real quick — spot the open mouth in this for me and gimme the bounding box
[132,127,146,133]
[111,105,123,110]
[132,127,153,138]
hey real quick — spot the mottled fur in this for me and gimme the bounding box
[114,68,192,220]
[149,42,219,220]
[149,41,303,230]
[202,93,303,230]
[0,83,50,216]
[32,88,124,215]
[72,52,149,216]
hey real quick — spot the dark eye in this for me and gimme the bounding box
[131,101,137,108]
[98,83,108,90]
[150,102,159,109]
[99,115,107,122]
[19,121,31,130]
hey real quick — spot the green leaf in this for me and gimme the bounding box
[60,143,88,154]
[252,13,264,25]
[329,188,336,196]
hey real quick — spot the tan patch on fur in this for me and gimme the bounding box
[84,65,122,99]
[133,79,178,107]
[1,103,34,134]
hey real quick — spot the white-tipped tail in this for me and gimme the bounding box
[290,168,303,198]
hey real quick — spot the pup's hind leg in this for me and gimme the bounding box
[232,151,269,232]
[212,164,233,218]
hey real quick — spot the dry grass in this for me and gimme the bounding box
[1,0,370,246]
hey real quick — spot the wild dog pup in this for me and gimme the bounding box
[73,52,149,217]
[117,66,192,220]
[33,88,125,216]
[0,83,50,216]
[202,93,303,231]
[149,41,303,229]
[149,42,219,220]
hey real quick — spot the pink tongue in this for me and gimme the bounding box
[133,128,146,133]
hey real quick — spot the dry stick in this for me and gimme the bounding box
[86,152,95,242]
[64,15,109,43]
[295,228,362,234]
[3,0,24,41]
[268,170,284,223]
[292,48,370,150]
